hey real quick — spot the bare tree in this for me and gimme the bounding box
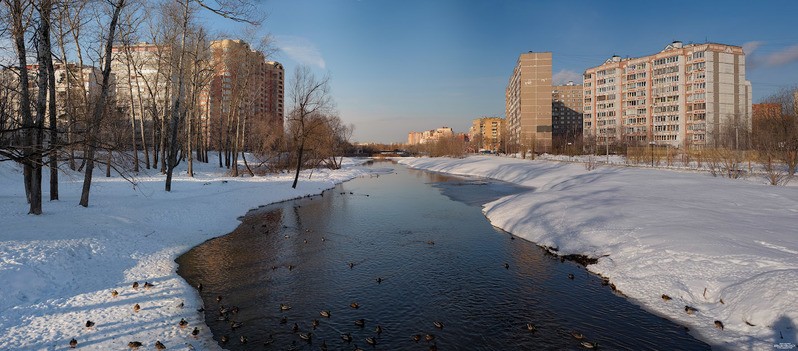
[78,0,127,207]
[287,65,332,189]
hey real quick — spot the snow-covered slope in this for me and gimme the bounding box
[0,157,369,350]
[399,155,798,351]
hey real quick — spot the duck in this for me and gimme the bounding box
[341,333,353,342]
[196,283,203,291]
[155,340,166,350]
[144,282,154,289]
[571,331,584,340]
[355,318,365,327]
[429,344,438,351]
[320,310,331,318]
[132,281,139,290]
[300,332,312,341]
[412,334,422,342]
[348,262,355,269]
[365,336,377,346]
[526,323,537,332]
[280,303,292,311]
[661,294,672,301]
[191,327,200,337]
[111,289,119,298]
[133,303,140,313]
[374,324,383,334]
[350,302,360,309]
[320,340,328,351]
[216,295,223,303]
[568,273,575,280]
[581,341,598,349]
[504,263,510,269]
[128,341,143,349]
[231,321,244,330]
[353,345,364,351]
[292,323,299,333]
[280,316,288,324]
[312,319,320,329]
[427,241,435,245]
[288,265,295,271]
[179,318,188,328]
[684,305,698,315]
[424,334,435,342]
[85,320,95,328]
[376,277,383,284]
[714,320,724,330]
[239,335,248,344]
[69,338,77,348]
[219,305,230,314]
[176,301,184,309]
[220,335,229,344]
[217,315,229,322]
[433,321,444,329]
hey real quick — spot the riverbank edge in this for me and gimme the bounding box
[0,158,373,351]
[396,155,797,351]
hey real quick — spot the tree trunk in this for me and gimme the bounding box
[165,0,189,191]
[45,9,58,201]
[292,139,304,189]
[79,0,125,207]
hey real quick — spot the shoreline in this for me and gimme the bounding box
[397,155,798,350]
[0,158,370,350]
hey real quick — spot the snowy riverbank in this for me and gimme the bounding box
[0,157,370,350]
[398,155,798,351]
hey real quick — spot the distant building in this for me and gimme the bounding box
[506,51,553,153]
[111,42,171,123]
[583,41,752,148]
[407,127,454,145]
[552,81,583,146]
[469,117,504,152]
[201,39,284,149]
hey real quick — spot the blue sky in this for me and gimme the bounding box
[203,0,798,144]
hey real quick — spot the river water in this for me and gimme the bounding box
[176,160,709,350]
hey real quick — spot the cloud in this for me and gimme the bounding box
[744,41,798,70]
[274,35,326,69]
[765,44,798,66]
[552,69,582,85]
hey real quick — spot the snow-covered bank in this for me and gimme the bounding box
[0,158,370,350]
[398,155,798,350]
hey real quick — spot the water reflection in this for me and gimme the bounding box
[176,161,709,350]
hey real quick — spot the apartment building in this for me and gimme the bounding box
[552,81,583,144]
[583,41,752,148]
[111,42,170,123]
[468,117,504,152]
[201,39,284,146]
[506,51,553,153]
[407,127,454,145]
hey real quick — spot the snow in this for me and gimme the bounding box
[2,154,796,350]
[0,157,370,350]
[398,155,798,351]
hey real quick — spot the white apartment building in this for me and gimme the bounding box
[583,41,752,148]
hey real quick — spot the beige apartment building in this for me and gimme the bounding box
[407,127,454,145]
[506,51,553,153]
[468,117,504,152]
[201,39,284,147]
[583,41,752,149]
[111,42,171,123]
[552,81,583,145]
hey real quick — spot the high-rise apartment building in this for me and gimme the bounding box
[469,117,504,152]
[506,52,553,153]
[552,81,583,144]
[583,41,752,148]
[407,127,454,145]
[111,42,171,122]
[201,39,284,147]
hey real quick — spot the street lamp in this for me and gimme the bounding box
[649,141,656,167]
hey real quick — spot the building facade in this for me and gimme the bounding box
[111,42,170,123]
[552,81,583,145]
[407,127,454,145]
[201,39,284,148]
[506,51,553,153]
[468,117,504,152]
[583,41,752,149]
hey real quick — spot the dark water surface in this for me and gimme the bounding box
[176,161,709,350]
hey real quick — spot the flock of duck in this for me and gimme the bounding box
[69,280,180,349]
